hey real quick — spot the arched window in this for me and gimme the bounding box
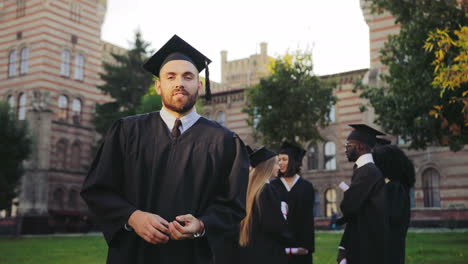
[74,54,84,80]
[68,189,78,208]
[314,190,321,217]
[217,111,226,126]
[324,141,336,170]
[71,98,82,124]
[307,144,318,170]
[53,188,64,209]
[422,168,441,208]
[17,93,27,120]
[8,50,17,77]
[58,95,68,120]
[60,49,70,77]
[56,139,68,169]
[71,141,81,171]
[20,47,29,74]
[328,104,336,122]
[7,95,15,108]
[325,188,337,217]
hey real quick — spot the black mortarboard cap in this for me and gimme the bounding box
[280,141,306,163]
[347,124,385,147]
[142,35,212,100]
[249,147,277,168]
[375,137,391,146]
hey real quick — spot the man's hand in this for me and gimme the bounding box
[128,210,169,245]
[169,214,204,240]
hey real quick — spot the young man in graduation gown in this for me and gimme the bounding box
[80,35,249,264]
[336,124,389,264]
[271,141,315,264]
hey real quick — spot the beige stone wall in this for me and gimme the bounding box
[0,0,109,216]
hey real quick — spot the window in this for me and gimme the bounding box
[8,50,17,77]
[19,47,29,74]
[324,141,336,170]
[325,188,337,217]
[410,187,415,208]
[53,188,64,209]
[74,54,84,80]
[58,95,68,120]
[71,98,82,124]
[314,190,321,217]
[71,141,81,171]
[56,139,68,169]
[68,190,78,208]
[422,168,441,208]
[16,0,26,18]
[7,95,15,108]
[60,49,70,77]
[217,111,226,126]
[307,144,318,170]
[17,93,26,120]
[328,104,336,122]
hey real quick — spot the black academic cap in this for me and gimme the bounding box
[246,145,254,156]
[280,141,306,163]
[142,35,213,100]
[347,124,385,148]
[249,147,277,168]
[375,137,391,146]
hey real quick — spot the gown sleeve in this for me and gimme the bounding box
[340,167,381,219]
[80,119,137,245]
[257,185,293,244]
[199,133,250,254]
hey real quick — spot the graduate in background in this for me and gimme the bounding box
[81,35,249,264]
[337,124,389,264]
[373,142,416,264]
[271,141,315,264]
[238,147,292,264]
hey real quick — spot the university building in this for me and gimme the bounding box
[1,0,467,234]
[204,1,468,227]
[0,0,124,232]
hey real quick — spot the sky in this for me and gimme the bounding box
[101,0,370,82]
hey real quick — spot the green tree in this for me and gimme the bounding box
[93,31,154,138]
[0,102,32,210]
[359,0,467,151]
[424,26,468,131]
[244,52,336,149]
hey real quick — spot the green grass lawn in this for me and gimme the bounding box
[0,231,467,264]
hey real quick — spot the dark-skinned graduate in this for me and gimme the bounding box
[336,124,389,264]
[271,141,315,263]
[373,139,416,264]
[80,35,249,264]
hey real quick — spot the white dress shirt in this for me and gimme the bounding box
[159,106,201,135]
[355,153,374,169]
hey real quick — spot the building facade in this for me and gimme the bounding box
[204,3,468,227]
[0,0,115,232]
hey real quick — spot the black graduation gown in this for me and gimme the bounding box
[80,112,249,264]
[238,183,291,264]
[339,163,389,264]
[386,180,410,264]
[271,177,315,264]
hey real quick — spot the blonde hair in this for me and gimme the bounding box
[239,156,278,246]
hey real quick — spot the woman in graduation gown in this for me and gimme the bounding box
[270,141,315,264]
[373,144,415,264]
[238,147,292,264]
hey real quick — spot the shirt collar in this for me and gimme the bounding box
[160,106,201,134]
[355,153,374,168]
[280,174,300,192]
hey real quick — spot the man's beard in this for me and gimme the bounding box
[346,148,359,162]
[162,88,198,114]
